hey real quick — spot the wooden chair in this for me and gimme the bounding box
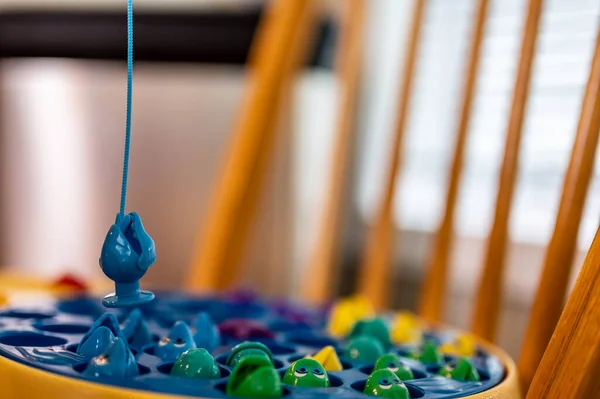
[187,0,600,397]
[187,0,319,291]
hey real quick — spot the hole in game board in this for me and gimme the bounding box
[170,299,220,313]
[264,342,295,355]
[278,369,344,387]
[0,309,56,319]
[358,364,426,380]
[57,298,104,316]
[477,368,490,381]
[157,361,230,378]
[0,331,67,347]
[351,380,425,398]
[268,320,311,332]
[74,362,150,375]
[215,381,290,396]
[34,323,92,334]
[285,332,337,348]
[327,374,344,387]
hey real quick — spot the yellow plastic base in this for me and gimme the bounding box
[0,355,180,399]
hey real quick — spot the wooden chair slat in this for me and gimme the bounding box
[358,0,427,310]
[471,0,545,341]
[300,0,366,305]
[418,0,491,322]
[526,224,600,398]
[187,0,318,291]
[518,23,600,394]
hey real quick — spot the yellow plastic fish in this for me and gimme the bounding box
[391,311,423,344]
[305,345,343,371]
[439,333,476,357]
[326,295,375,337]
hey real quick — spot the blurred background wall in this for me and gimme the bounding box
[0,0,599,359]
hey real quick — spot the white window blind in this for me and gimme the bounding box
[357,0,600,250]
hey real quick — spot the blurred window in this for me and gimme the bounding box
[356,0,600,250]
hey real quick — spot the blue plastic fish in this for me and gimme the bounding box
[77,313,125,358]
[155,321,196,361]
[83,337,138,379]
[193,312,221,352]
[121,308,153,350]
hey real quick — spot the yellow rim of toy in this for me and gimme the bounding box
[462,336,520,399]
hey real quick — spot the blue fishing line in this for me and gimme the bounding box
[119,0,134,217]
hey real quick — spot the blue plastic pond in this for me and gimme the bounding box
[0,293,505,398]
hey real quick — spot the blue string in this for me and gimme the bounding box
[119,0,133,217]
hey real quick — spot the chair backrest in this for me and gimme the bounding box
[299,0,366,305]
[518,13,600,394]
[187,0,600,396]
[187,0,318,291]
[526,226,600,398]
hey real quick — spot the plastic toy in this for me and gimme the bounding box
[0,293,510,399]
[52,274,88,292]
[121,308,153,350]
[306,345,343,371]
[363,369,410,398]
[100,212,156,308]
[226,341,274,369]
[77,313,124,358]
[193,312,221,352]
[170,348,220,379]
[282,358,330,387]
[439,333,476,357]
[349,318,392,349]
[82,337,138,378]
[226,355,282,398]
[374,353,414,381]
[438,358,480,382]
[98,0,156,309]
[391,312,423,344]
[77,326,116,359]
[344,335,385,362]
[409,342,443,364]
[327,295,375,337]
[155,321,196,361]
[219,319,275,340]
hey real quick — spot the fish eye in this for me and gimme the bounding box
[294,367,308,378]
[159,337,170,346]
[378,378,392,390]
[393,378,401,384]
[174,338,186,347]
[95,354,109,365]
[312,367,325,378]
[387,361,399,372]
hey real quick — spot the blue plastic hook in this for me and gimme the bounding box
[99,212,156,308]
